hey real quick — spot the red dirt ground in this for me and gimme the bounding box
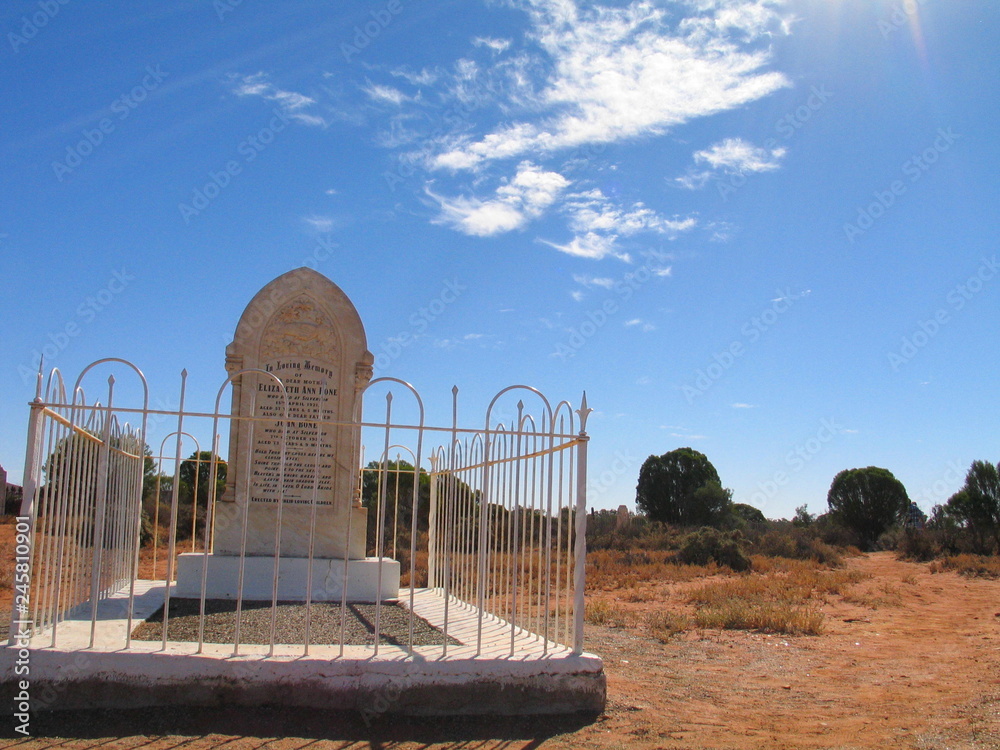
[3,552,1000,748]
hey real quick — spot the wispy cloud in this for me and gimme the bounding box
[363,82,411,106]
[232,72,326,127]
[731,402,758,409]
[429,1,790,171]
[427,161,569,236]
[542,231,624,261]
[572,273,615,289]
[303,215,335,233]
[473,36,512,53]
[677,137,787,188]
[625,318,656,332]
[542,188,695,261]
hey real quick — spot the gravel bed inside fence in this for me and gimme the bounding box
[131,599,461,647]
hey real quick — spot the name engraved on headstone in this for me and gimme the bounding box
[250,358,340,504]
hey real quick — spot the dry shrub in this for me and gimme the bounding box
[929,554,1000,579]
[687,567,865,607]
[646,609,690,641]
[586,549,720,590]
[584,599,634,628]
[684,564,876,635]
[751,528,843,567]
[677,528,751,571]
[694,601,824,635]
[686,574,826,634]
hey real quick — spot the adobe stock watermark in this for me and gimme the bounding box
[844,127,961,244]
[8,0,70,53]
[17,268,136,385]
[341,0,405,63]
[11,516,32,735]
[745,418,844,511]
[683,289,802,403]
[552,267,653,360]
[52,65,168,182]
[878,0,930,39]
[372,278,466,370]
[178,108,292,223]
[913,459,965,507]
[887,255,998,370]
[717,84,833,202]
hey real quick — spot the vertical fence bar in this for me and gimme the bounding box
[88,378,116,648]
[572,394,591,656]
[160,370,188,651]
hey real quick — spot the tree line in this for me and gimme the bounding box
[627,447,1000,555]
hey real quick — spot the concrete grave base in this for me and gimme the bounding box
[1,581,606,716]
[175,553,400,602]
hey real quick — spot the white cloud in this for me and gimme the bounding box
[542,188,695,260]
[694,137,786,173]
[677,137,787,188]
[572,274,615,289]
[625,318,656,332]
[430,0,790,171]
[232,73,326,127]
[473,36,512,53]
[541,231,624,261]
[731,402,758,409]
[391,67,439,86]
[363,82,410,106]
[428,161,570,236]
[302,215,335,233]
[564,189,696,237]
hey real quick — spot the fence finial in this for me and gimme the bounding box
[34,357,44,401]
[576,391,592,434]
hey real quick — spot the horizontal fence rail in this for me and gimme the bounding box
[11,361,592,659]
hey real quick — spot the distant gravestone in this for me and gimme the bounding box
[615,505,630,531]
[177,268,398,601]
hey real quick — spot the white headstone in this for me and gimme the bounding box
[215,267,372,559]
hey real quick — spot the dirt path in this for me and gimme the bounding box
[581,552,1000,749]
[4,552,1000,749]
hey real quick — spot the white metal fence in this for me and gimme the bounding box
[11,359,591,657]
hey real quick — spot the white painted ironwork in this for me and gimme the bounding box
[10,358,591,660]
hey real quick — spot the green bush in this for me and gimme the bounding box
[676,527,751,571]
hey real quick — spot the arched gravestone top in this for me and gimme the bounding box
[216,268,373,560]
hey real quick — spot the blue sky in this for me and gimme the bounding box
[2,0,998,520]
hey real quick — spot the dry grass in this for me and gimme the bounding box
[694,601,825,635]
[683,566,870,635]
[584,599,635,628]
[0,517,16,593]
[645,609,690,641]
[584,547,871,638]
[586,549,722,590]
[929,554,1000,579]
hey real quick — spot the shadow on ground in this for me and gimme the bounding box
[1,706,601,748]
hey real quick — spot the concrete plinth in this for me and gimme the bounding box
[0,582,606,716]
[175,554,399,602]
